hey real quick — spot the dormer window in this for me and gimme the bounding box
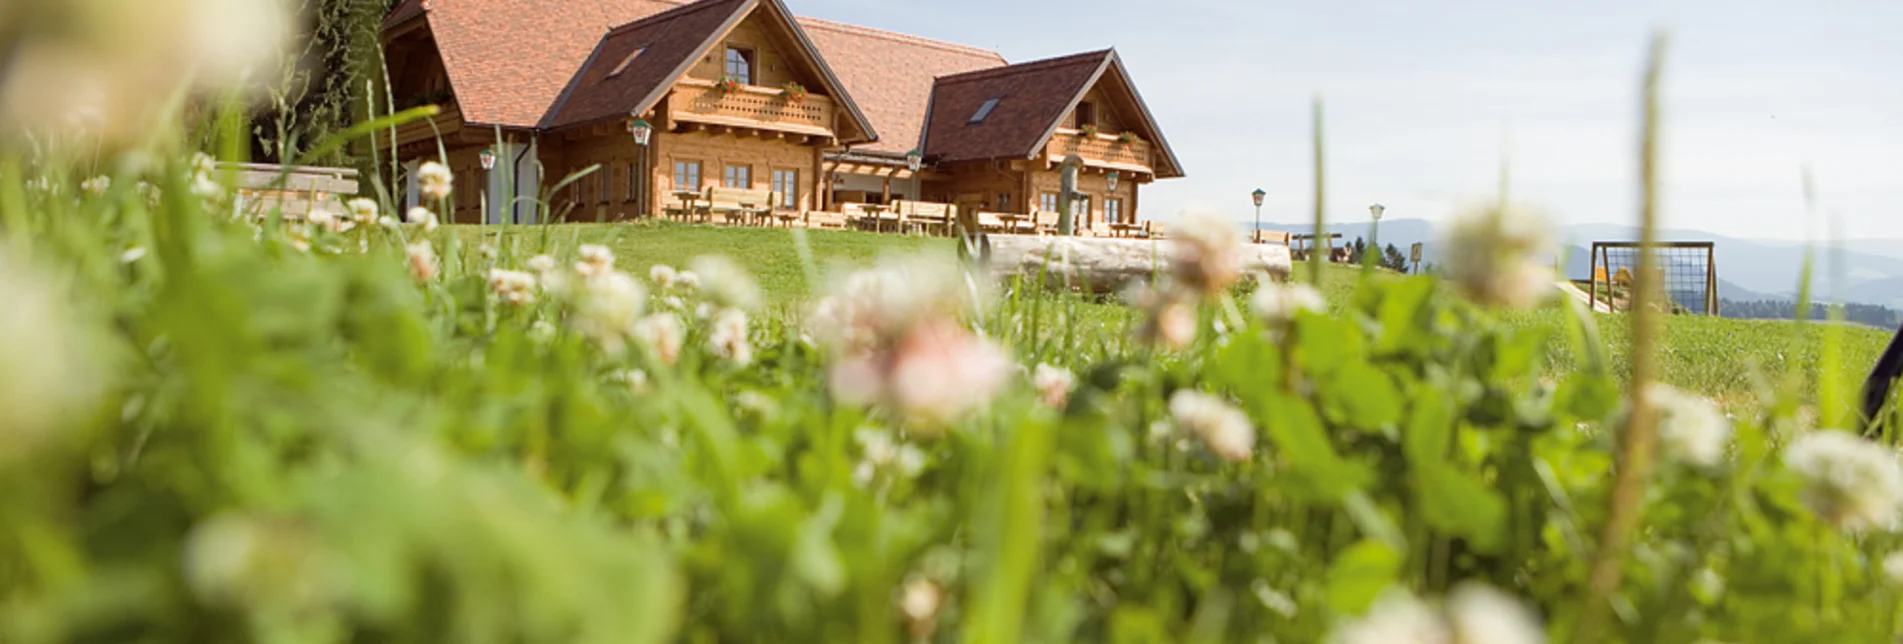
[607,46,647,78]
[969,97,1001,123]
[724,47,754,85]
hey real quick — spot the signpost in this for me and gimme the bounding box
[1409,242,1423,274]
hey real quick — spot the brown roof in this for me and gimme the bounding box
[541,0,749,129]
[799,18,1004,155]
[920,50,1110,164]
[383,0,427,29]
[404,0,680,127]
[921,49,1184,178]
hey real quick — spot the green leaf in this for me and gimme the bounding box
[1324,540,1402,614]
[1375,277,1436,353]
[1556,372,1620,422]
[1295,313,1363,378]
[790,493,847,597]
[1321,363,1403,431]
[1258,393,1358,498]
[1402,384,1455,465]
[1415,463,1507,553]
[1212,330,1283,396]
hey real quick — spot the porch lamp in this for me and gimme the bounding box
[1106,170,1119,192]
[1251,188,1266,243]
[1366,203,1386,270]
[904,148,923,204]
[479,148,496,171]
[628,118,653,146]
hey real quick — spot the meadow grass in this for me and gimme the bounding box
[462,221,1891,412]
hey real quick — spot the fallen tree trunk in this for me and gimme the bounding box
[971,234,1293,293]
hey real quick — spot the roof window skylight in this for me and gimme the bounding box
[969,97,1001,123]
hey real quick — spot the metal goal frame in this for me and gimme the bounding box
[1587,241,1718,316]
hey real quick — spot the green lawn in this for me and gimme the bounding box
[457,222,1892,411]
[455,221,952,303]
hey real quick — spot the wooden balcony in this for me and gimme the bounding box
[392,105,464,148]
[1043,128,1154,175]
[667,80,835,138]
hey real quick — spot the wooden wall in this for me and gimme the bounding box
[1024,166,1139,231]
[685,12,823,94]
[652,130,823,213]
[1063,85,1131,135]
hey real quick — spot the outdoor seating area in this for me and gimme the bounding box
[651,196,1169,239]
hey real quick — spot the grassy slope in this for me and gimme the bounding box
[459,222,1891,409]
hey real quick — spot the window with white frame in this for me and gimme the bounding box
[1105,198,1123,224]
[724,164,751,189]
[673,160,701,190]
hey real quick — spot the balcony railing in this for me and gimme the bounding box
[392,104,463,148]
[1043,128,1154,173]
[669,80,835,137]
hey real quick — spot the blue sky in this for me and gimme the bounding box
[794,0,1903,241]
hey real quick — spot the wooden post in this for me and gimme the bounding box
[1057,153,1081,235]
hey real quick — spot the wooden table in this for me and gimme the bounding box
[671,191,702,222]
[996,213,1027,234]
[1109,222,1144,238]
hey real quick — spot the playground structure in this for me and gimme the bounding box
[1587,241,1719,316]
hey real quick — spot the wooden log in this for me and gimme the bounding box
[973,234,1293,292]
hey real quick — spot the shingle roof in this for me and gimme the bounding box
[541,0,748,129]
[920,50,1111,164]
[404,0,681,128]
[799,18,1005,155]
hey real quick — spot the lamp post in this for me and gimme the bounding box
[629,117,653,218]
[1251,188,1266,244]
[905,148,923,214]
[1366,203,1386,269]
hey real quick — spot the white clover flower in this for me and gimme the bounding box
[1329,590,1447,644]
[855,428,926,485]
[631,313,684,365]
[377,215,399,228]
[119,247,147,264]
[897,577,943,640]
[529,320,557,343]
[572,272,647,354]
[405,206,438,230]
[405,240,437,282]
[1171,212,1245,297]
[883,319,1011,431]
[487,269,537,306]
[610,369,651,394]
[0,251,107,464]
[527,254,556,275]
[1883,552,1903,585]
[192,152,218,178]
[663,295,686,311]
[1784,430,1903,531]
[478,243,498,261]
[190,170,224,202]
[1250,281,1326,329]
[285,226,311,252]
[677,270,701,291]
[1169,389,1254,462]
[650,264,679,288]
[1032,363,1075,409]
[1445,582,1546,644]
[578,244,615,269]
[306,209,340,233]
[708,308,753,366]
[1439,204,1555,309]
[689,255,762,311]
[1127,280,1196,351]
[417,161,453,202]
[1647,383,1732,468]
[80,175,110,195]
[346,198,378,223]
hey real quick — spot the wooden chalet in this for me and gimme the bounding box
[380,0,1183,233]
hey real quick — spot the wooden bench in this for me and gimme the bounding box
[893,200,959,236]
[806,210,849,229]
[703,187,775,225]
[1255,229,1292,244]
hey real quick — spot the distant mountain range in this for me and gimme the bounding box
[1255,219,1903,308]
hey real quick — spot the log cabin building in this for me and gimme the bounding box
[380,0,1183,231]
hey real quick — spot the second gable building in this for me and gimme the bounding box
[380,0,1182,233]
